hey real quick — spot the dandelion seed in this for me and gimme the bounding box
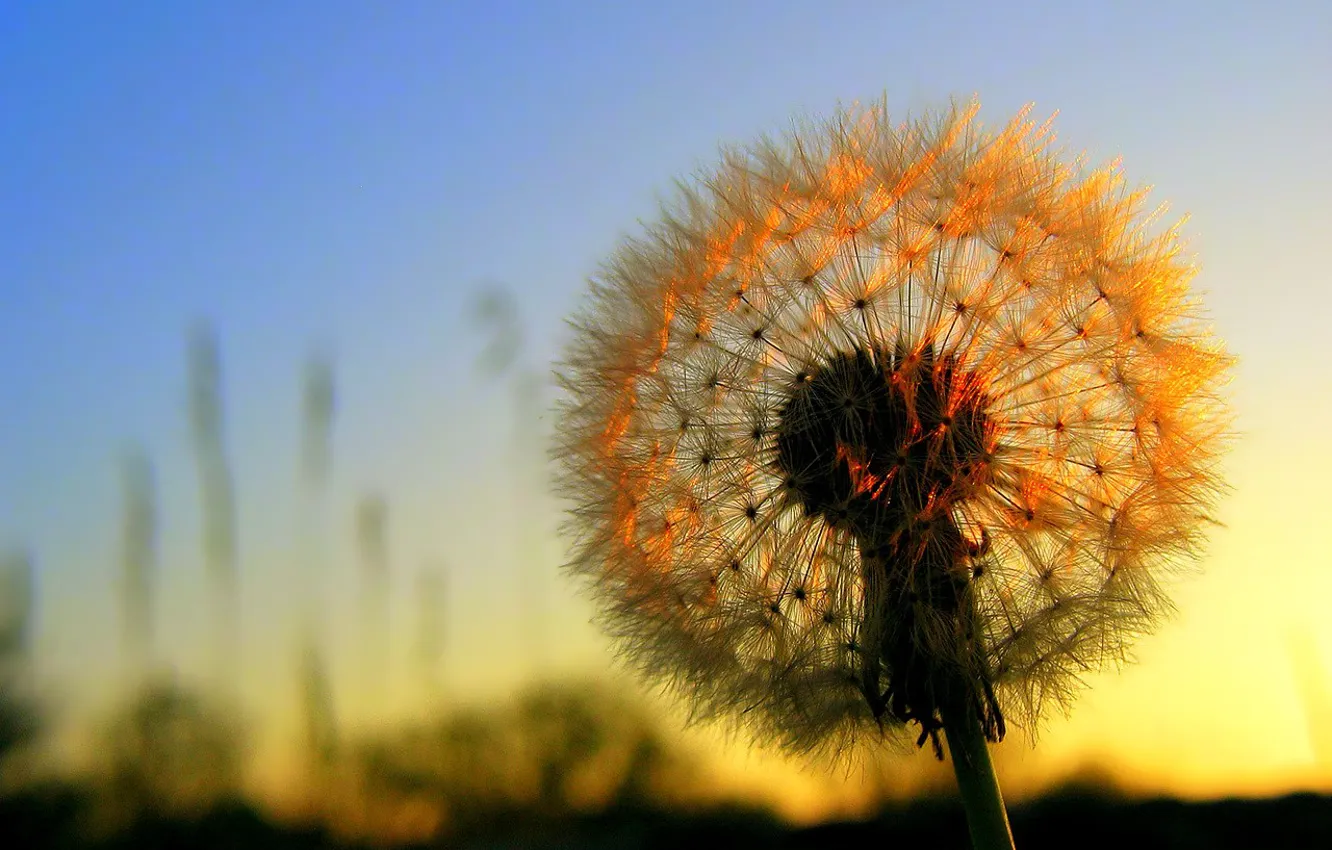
[555,98,1231,848]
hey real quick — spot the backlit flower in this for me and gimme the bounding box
[554,99,1231,759]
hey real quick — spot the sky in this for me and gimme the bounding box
[2,0,1331,818]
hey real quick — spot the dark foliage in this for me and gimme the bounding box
[2,784,1331,850]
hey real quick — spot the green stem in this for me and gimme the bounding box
[942,697,1015,850]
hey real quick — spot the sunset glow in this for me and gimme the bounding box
[2,1,1331,844]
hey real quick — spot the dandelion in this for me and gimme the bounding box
[555,98,1232,848]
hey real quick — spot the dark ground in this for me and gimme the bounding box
[4,784,1330,850]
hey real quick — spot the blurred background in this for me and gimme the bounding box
[2,1,1330,847]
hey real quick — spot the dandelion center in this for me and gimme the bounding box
[775,342,993,549]
[774,341,1001,749]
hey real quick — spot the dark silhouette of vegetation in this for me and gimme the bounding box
[91,677,246,831]
[350,680,701,841]
[0,695,34,769]
[5,775,1332,850]
[3,646,1332,849]
[0,671,36,779]
[1,550,37,783]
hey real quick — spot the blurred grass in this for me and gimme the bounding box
[3,663,1331,848]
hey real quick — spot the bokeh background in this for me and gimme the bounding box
[2,1,1330,846]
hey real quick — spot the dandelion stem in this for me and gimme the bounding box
[942,694,1015,850]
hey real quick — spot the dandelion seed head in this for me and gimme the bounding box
[555,99,1232,759]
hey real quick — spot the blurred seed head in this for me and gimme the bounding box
[471,285,524,378]
[187,321,225,444]
[185,320,238,580]
[301,350,337,489]
[185,320,240,692]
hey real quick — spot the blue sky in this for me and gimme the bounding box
[2,0,1331,800]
